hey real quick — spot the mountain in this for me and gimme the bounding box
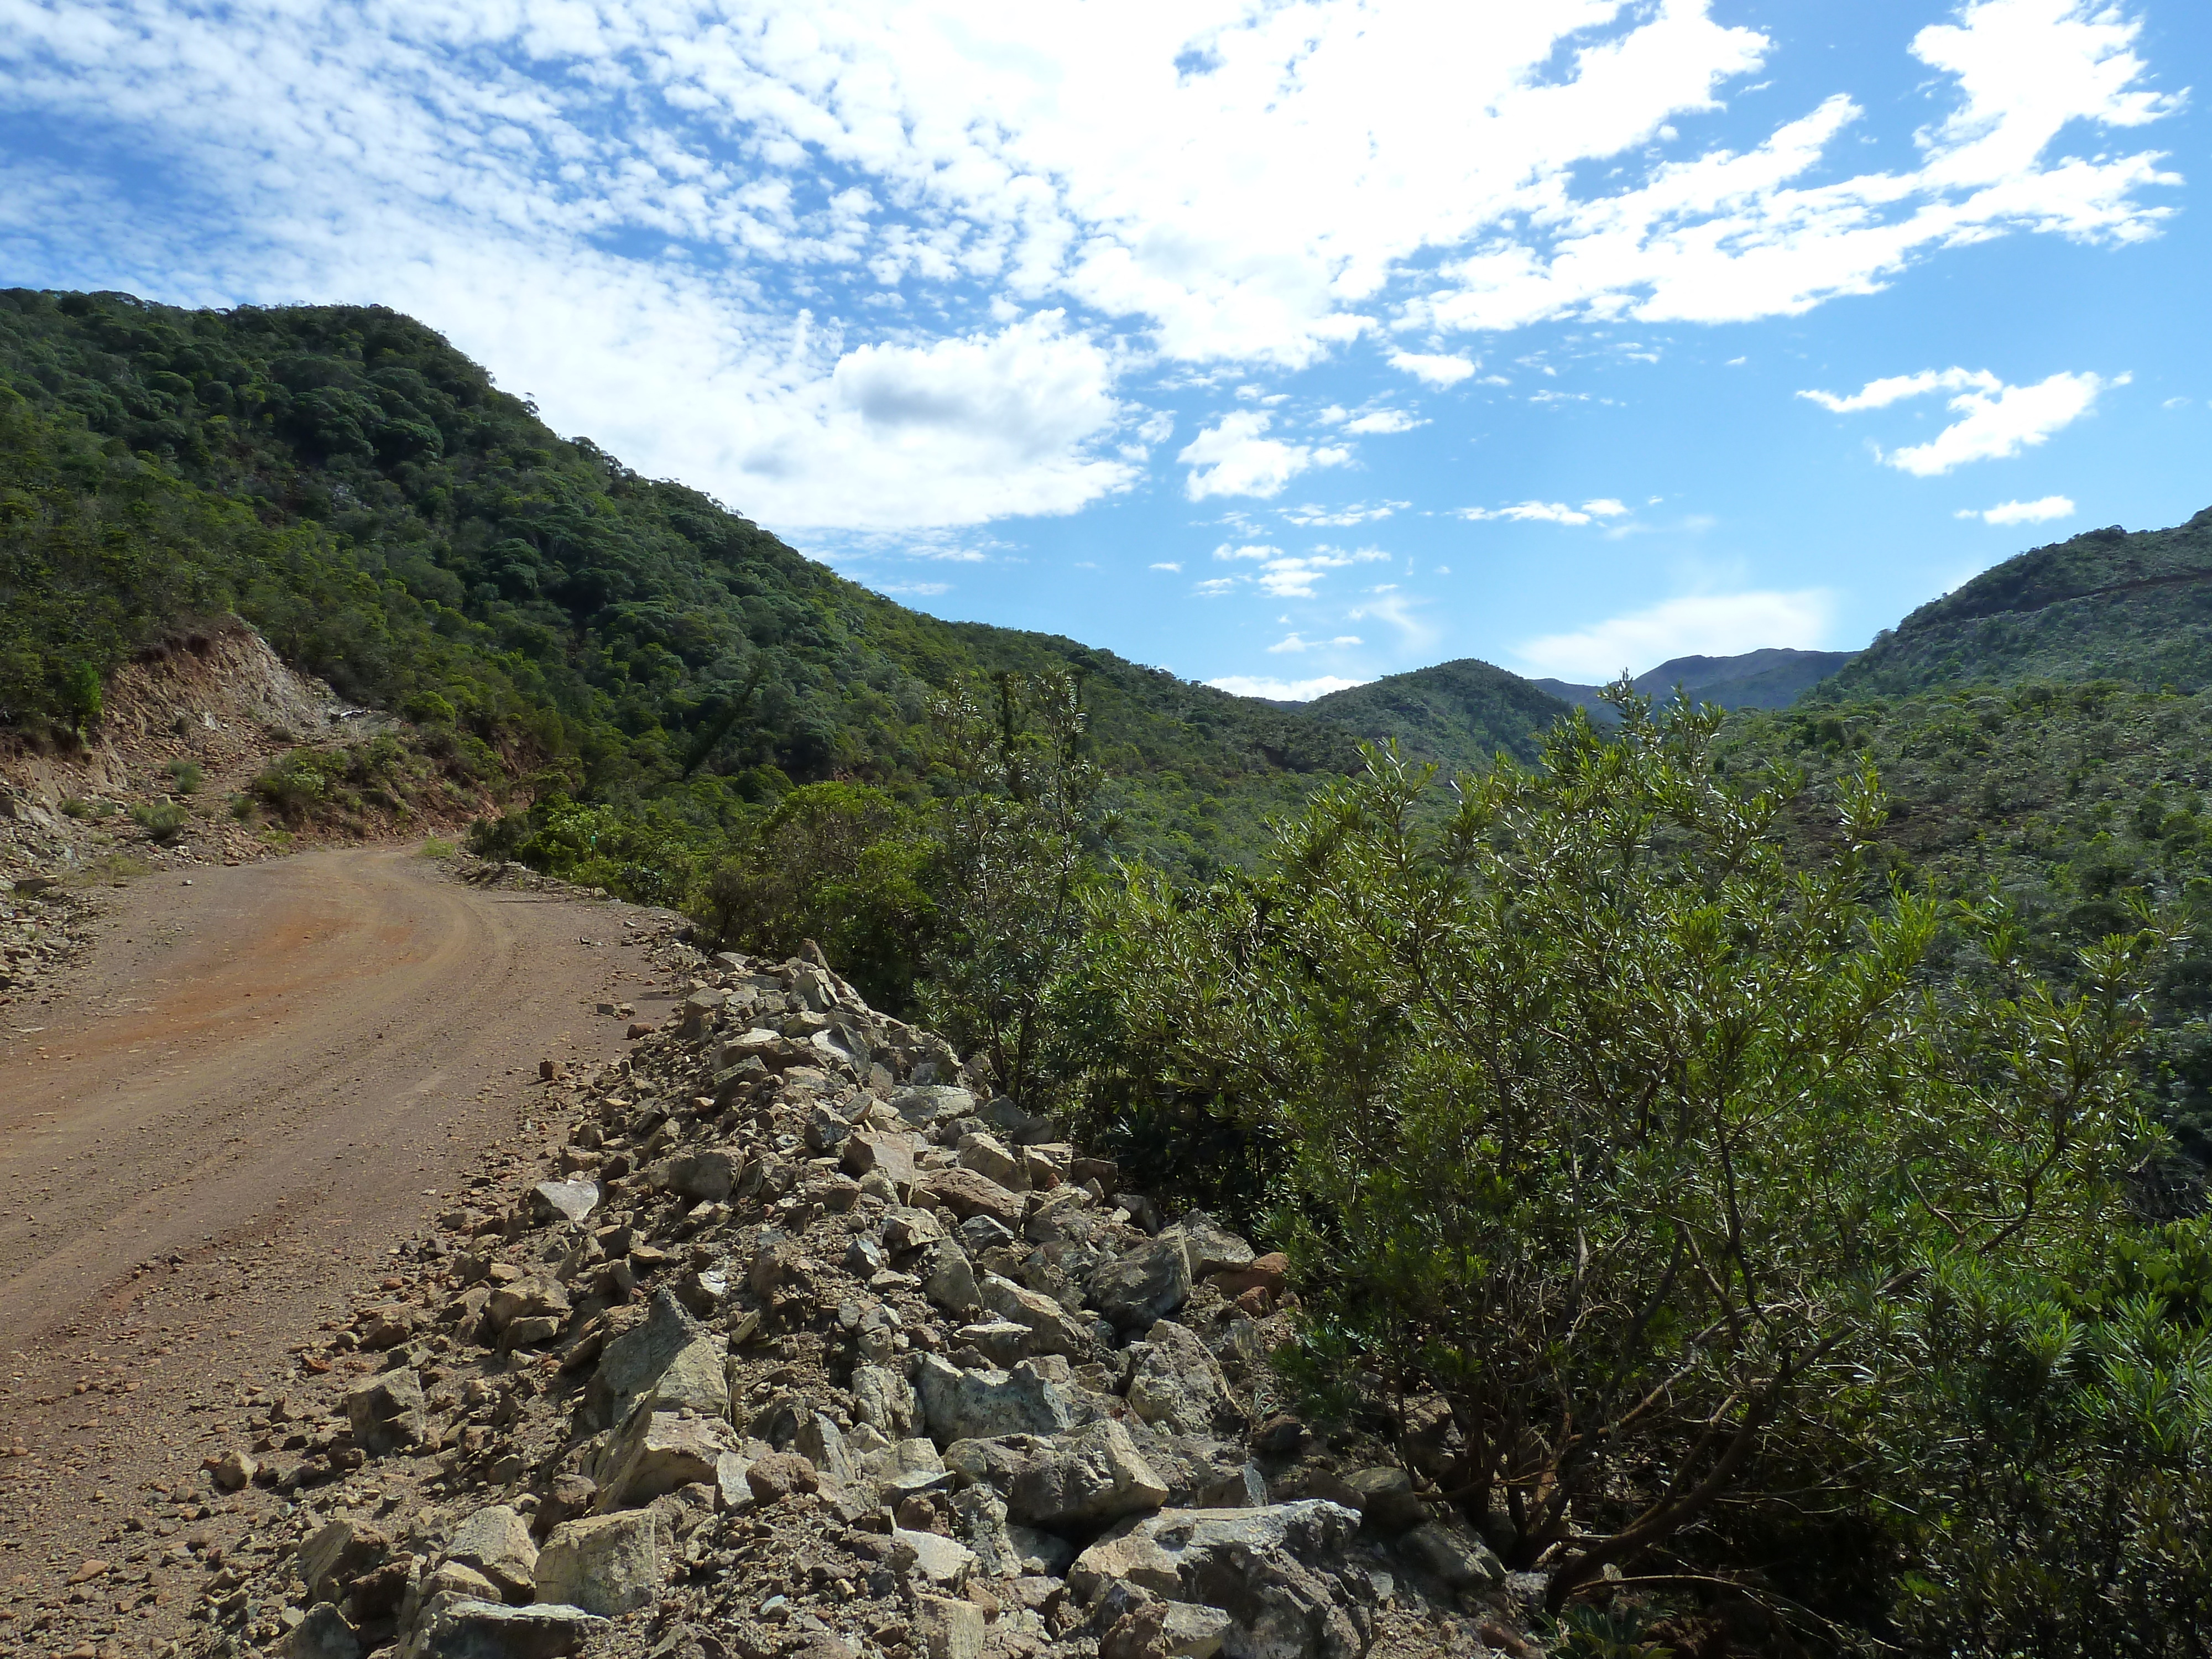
[0,289,1354,875]
[1815,509,2212,701]
[1536,646,1859,718]
[1297,658,1572,771]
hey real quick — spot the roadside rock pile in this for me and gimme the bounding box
[178,949,1529,1659]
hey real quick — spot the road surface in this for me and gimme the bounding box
[0,848,670,1647]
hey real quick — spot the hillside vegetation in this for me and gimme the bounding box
[1296,657,1570,768]
[0,288,1352,881]
[1818,510,2212,699]
[1538,645,1859,718]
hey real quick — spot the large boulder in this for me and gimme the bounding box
[1005,1420,1170,1534]
[439,1506,538,1604]
[1123,1319,1236,1439]
[649,1150,739,1204]
[406,1599,605,1659]
[593,1411,742,1509]
[978,1274,1091,1359]
[922,1168,1027,1231]
[588,1291,728,1427]
[1089,1235,1192,1329]
[343,1372,427,1456]
[533,1511,671,1616]
[915,1355,1074,1444]
[1070,1502,1371,1659]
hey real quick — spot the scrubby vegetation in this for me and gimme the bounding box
[20,284,2212,1651]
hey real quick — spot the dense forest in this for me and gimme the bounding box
[0,289,1359,884]
[16,285,2212,1653]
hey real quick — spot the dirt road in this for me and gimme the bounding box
[0,848,671,1651]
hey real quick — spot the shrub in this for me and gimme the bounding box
[166,758,203,794]
[131,801,188,842]
[252,752,328,823]
[1088,688,2157,1611]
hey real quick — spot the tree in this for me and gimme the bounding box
[1089,686,2157,1610]
[921,669,1105,1105]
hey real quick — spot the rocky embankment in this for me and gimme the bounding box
[149,943,1532,1659]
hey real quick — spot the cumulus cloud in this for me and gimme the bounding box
[1207,674,1371,701]
[1801,366,2124,475]
[1179,413,1351,499]
[1390,351,1478,387]
[1149,561,1183,571]
[1517,589,1836,680]
[1958,495,2077,524]
[1267,633,1364,653]
[1458,499,1632,525]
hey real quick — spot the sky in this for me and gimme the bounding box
[2,0,2206,698]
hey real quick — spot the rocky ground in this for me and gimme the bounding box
[20,938,1551,1659]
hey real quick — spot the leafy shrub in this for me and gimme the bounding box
[131,800,187,841]
[252,752,327,823]
[165,758,202,794]
[1087,688,2157,1613]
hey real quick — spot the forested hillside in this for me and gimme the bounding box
[1818,510,2212,699]
[1296,656,1569,769]
[0,289,1350,875]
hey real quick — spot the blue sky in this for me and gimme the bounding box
[3,0,2205,696]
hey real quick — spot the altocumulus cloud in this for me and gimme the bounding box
[0,0,2182,533]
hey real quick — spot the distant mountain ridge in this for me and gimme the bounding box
[1536,647,1859,718]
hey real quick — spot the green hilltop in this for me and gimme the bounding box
[1816,509,2212,700]
[0,289,1356,876]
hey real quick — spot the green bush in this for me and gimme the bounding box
[251,752,327,823]
[166,758,202,794]
[131,800,187,841]
[1087,688,2158,1613]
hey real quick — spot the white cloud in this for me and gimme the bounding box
[1343,409,1426,435]
[1179,411,1352,500]
[1517,589,1836,680]
[1458,499,1630,526]
[874,580,952,597]
[1206,542,1389,598]
[0,0,2182,533]
[1267,633,1364,653]
[1207,675,1371,701]
[1801,366,2124,475]
[1280,500,1406,526]
[1389,351,1478,387]
[1957,495,2076,525]
[1149,561,1183,571]
[1798,367,2000,413]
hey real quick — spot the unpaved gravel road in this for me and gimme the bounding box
[0,848,671,1651]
